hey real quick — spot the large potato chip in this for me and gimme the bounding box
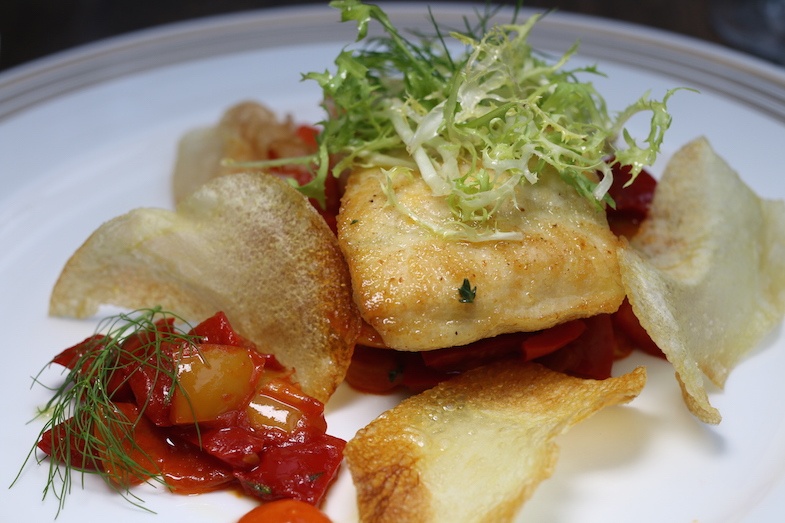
[345,361,646,523]
[618,137,785,424]
[172,101,314,203]
[49,172,361,402]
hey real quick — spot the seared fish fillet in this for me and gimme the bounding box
[337,167,625,350]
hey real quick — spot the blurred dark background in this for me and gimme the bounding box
[0,0,733,73]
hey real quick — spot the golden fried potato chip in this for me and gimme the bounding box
[618,137,785,424]
[50,172,361,402]
[172,101,314,203]
[345,361,646,523]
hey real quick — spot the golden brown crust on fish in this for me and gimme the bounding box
[337,167,625,351]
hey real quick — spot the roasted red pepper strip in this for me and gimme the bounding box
[606,162,657,238]
[344,345,405,394]
[522,319,587,361]
[420,332,526,373]
[97,402,235,493]
[36,415,101,471]
[537,314,617,380]
[38,311,345,506]
[612,298,666,359]
[235,434,346,506]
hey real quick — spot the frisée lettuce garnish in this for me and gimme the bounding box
[297,0,679,241]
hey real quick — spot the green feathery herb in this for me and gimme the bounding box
[291,0,679,240]
[458,278,477,303]
[14,307,199,515]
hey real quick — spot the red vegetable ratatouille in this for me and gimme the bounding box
[34,309,344,509]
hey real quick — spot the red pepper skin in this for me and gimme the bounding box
[36,416,101,471]
[101,402,235,493]
[176,425,268,470]
[125,342,178,426]
[522,320,587,361]
[605,162,657,238]
[398,353,452,394]
[537,314,617,380]
[51,334,107,370]
[607,162,656,217]
[50,334,134,400]
[188,310,255,349]
[347,321,601,395]
[120,318,178,358]
[612,298,665,359]
[235,434,346,506]
[39,311,345,506]
[295,125,320,150]
[263,125,341,234]
[343,345,406,394]
[420,332,526,374]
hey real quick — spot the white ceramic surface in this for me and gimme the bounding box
[2,3,785,522]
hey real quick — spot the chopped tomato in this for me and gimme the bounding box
[238,498,332,523]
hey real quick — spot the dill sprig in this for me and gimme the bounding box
[13,307,200,516]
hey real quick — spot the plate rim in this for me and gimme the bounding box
[2,3,785,522]
[1,2,785,122]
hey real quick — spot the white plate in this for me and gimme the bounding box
[2,3,785,522]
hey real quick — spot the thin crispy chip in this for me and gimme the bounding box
[49,172,361,402]
[172,101,313,203]
[618,137,785,424]
[345,361,646,523]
